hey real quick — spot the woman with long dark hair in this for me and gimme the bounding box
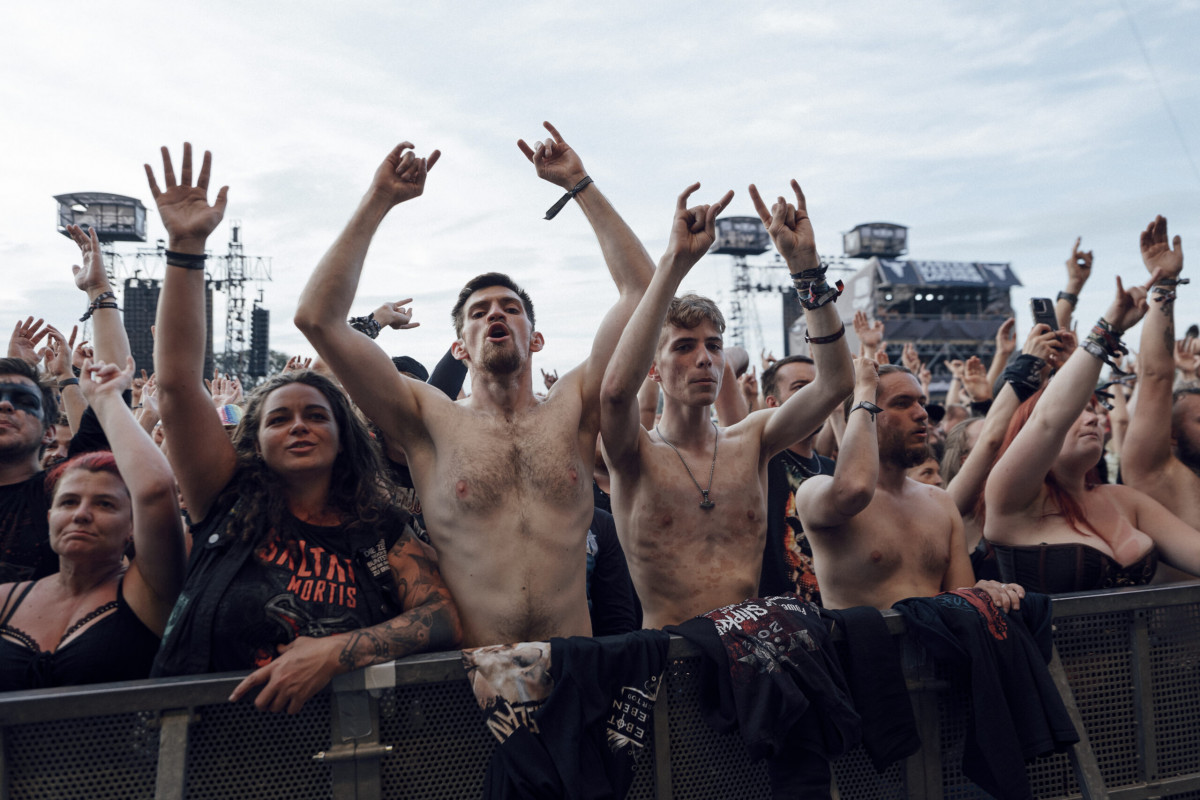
[146,143,460,713]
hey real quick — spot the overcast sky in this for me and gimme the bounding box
[2,1,1198,377]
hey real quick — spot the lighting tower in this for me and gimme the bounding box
[710,217,774,349]
[55,194,271,380]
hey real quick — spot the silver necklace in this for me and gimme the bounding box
[656,421,719,510]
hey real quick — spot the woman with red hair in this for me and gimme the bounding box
[0,357,185,689]
[985,273,1200,593]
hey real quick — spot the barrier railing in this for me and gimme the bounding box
[1,582,1198,799]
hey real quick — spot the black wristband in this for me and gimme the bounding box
[165,250,208,270]
[80,291,118,322]
[544,176,593,220]
[1056,291,1078,307]
[58,377,80,388]
[1001,353,1046,402]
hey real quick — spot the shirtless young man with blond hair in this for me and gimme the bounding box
[601,181,854,628]
[296,123,654,647]
[797,362,1021,611]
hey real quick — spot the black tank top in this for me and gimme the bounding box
[990,542,1158,594]
[0,578,161,690]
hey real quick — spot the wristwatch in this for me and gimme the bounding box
[850,401,882,422]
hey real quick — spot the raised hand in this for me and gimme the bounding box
[748,180,818,272]
[1139,216,1182,280]
[1066,237,1093,288]
[995,317,1016,358]
[662,183,734,269]
[373,299,420,330]
[761,348,777,371]
[738,366,759,406]
[131,369,149,407]
[144,143,230,251]
[66,224,112,295]
[80,356,135,404]
[1104,273,1160,334]
[541,368,559,390]
[853,310,884,353]
[210,374,243,407]
[1057,330,1078,362]
[72,336,93,371]
[1175,337,1200,378]
[919,364,932,395]
[283,355,311,374]
[369,142,440,208]
[852,354,881,397]
[1024,323,1065,367]
[8,317,50,365]
[141,373,160,417]
[42,326,74,381]
[901,342,921,374]
[961,356,992,401]
[944,358,965,380]
[517,121,587,190]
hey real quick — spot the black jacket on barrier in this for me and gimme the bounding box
[667,594,861,800]
[466,631,670,800]
[820,605,921,772]
[892,590,1078,800]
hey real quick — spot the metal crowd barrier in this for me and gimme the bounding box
[1,583,1198,799]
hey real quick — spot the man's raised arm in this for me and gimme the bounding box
[294,143,440,443]
[516,122,656,404]
[1124,215,1184,484]
[600,184,733,467]
[796,357,880,530]
[749,181,854,457]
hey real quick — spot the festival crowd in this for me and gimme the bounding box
[1,125,1198,796]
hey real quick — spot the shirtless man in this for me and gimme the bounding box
[1123,217,1200,578]
[797,361,1020,610]
[295,123,654,647]
[601,181,854,628]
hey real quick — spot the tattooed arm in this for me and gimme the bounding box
[335,532,462,670]
[228,530,462,714]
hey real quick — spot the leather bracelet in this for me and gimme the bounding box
[165,250,207,270]
[58,377,80,388]
[80,291,118,322]
[805,322,846,345]
[1001,353,1046,402]
[1056,291,1078,308]
[544,176,594,220]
